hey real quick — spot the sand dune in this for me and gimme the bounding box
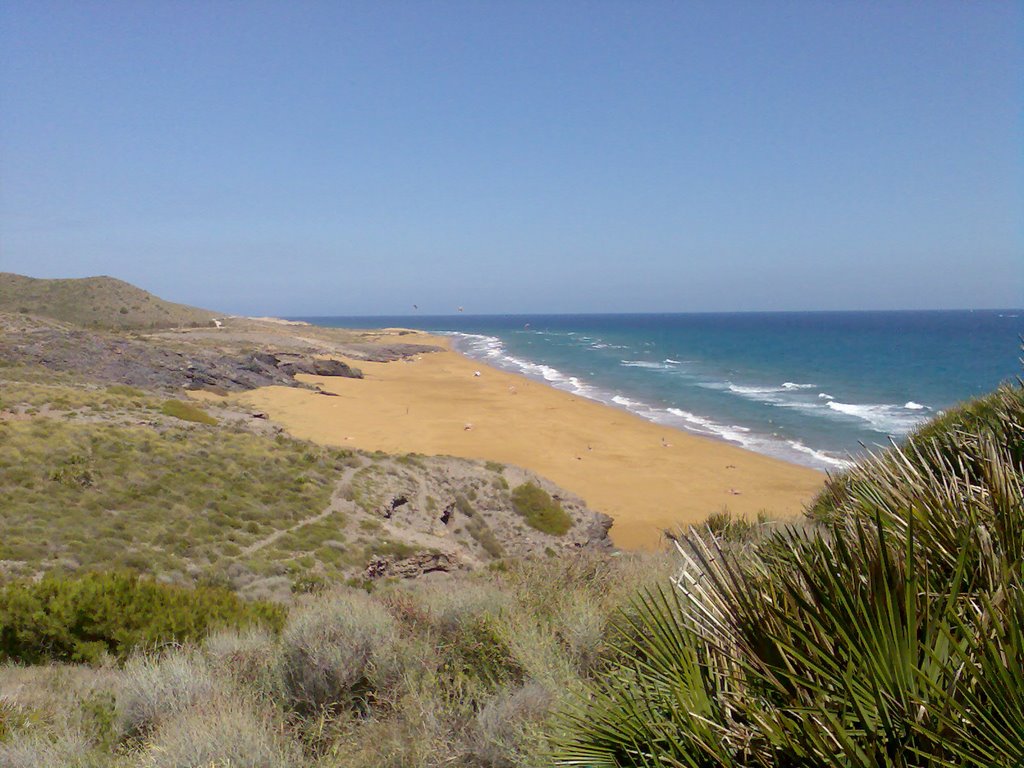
[229,333,825,550]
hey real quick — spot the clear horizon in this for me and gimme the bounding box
[289,307,1024,319]
[2,2,1021,315]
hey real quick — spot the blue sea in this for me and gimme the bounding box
[296,311,1023,472]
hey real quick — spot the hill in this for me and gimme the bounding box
[0,272,218,329]
[0,367,612,599]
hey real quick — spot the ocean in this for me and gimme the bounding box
[296,311,1023,472]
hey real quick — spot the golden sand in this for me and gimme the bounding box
[222,334,825,550]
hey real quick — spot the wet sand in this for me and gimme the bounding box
[225,333,825,549]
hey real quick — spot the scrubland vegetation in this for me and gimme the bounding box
[0,398,351,588]
[0,554,673,767]
[0,273,217,329]
[1,368,598,601]
[2,352,1021,765]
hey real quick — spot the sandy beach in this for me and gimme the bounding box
[224,332,825,549]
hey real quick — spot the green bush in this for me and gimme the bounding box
[0,572,286,664]
[160,399,217,425]
[511,483,573,536]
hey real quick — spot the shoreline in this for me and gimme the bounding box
[441,330,847,471]
[225,331,825,550]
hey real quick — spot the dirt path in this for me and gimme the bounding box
[241,465,359,556]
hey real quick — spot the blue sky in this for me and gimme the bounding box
[1,1,1020,315]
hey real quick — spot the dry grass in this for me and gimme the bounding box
[117,649,222,739]
[278,591,399,714]
[0,273,216,330]
[139,694,298,768]
[0,726,97,768]
[0,379,352,587]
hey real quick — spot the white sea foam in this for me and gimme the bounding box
[826,401,928,434]
[666,408,752,444]
[726,381,820,405]
[818,392,834,400]
[621,360,675,371]
[787,441,855,469]
[663,358,683,365]
[724,383,827,416]
[728,384,786,395]
[904,401,927,410]
[445,331,853,471]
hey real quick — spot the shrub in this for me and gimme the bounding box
[455,493,475,516]
[0,572,286,664]
[204,627,282,697]
[471,682,553,767]
[0,727,94,768]
[106,384,144,398]
[510,483,573,536]
[701,506,758,541]
[117,648,220,738]
[395,579,512,636]
[159,399,217,425]
[139,695,299,768]
[278,590,398,713]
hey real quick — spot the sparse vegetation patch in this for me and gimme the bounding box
[511,482,573,535]
[0,411,348,582]
[160,399,217,424]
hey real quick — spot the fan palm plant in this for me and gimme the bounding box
[551,380,1024,767]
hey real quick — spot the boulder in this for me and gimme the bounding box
[365,551,462,580]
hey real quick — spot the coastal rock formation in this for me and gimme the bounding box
[0,278,614,602]
[340,342,444,362]
[0,315,368,392]
[365,552,462,579]
[276,356,363,378]
[344,454,615,581]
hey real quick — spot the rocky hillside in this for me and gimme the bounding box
[0,305,612,599]
[0,370,611,599]
[0,313,440,393]
[0,272,218,329]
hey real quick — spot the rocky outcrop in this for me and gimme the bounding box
[344,455,616,575]
[276,356,363,378]
[574,511,615,551]
[0,318,365,392]
[340,342,443,362]
[365,552,463,580]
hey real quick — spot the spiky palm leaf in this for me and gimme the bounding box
[551,379,1024,768]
